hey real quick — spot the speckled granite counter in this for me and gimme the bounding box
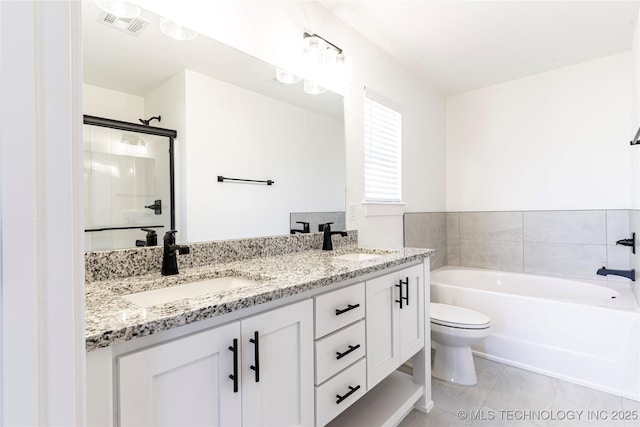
[86,246,433,351]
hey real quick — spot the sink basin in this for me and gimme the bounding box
[122,276,257,308]
[332,253,384,262]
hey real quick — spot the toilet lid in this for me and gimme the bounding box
[430,303,491,329]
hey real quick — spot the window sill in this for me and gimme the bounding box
[362,202,406,217]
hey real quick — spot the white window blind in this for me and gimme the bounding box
[364,92,402,202]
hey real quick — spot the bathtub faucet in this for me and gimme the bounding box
[596,267,635,281]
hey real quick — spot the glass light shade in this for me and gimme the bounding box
[303,79,326,95]
[335,52,353,85]
[276,68,302,85]
[160,19,198,41]
[95,0,140,19]
[303,35,325,65]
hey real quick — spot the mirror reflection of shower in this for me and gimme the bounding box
[139,115,161,126]
[83,115,176,251]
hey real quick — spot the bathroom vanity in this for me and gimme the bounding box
[86,237,433,426]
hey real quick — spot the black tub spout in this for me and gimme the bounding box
[596,267,635,281]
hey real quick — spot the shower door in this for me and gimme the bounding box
[83,115,176,251]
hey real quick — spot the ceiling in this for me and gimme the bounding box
[321,1,640,94]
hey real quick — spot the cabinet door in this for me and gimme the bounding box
[241,299,314,427]
[365,271,400,389]
[118,322,242,427]
[398,264,425,362]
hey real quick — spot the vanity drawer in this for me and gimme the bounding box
[315,358,366,426]
[315,320,365,384]
[315,283,365,338]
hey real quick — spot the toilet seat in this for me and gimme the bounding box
[430,302,491,330]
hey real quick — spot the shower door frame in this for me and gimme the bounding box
[83,114,177,234]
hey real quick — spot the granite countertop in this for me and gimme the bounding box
[85,246,434,351]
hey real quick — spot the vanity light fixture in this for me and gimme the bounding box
[302,32,350,91]
[95,0,140,19]
[275,67,302,85]
[160,19,198,41]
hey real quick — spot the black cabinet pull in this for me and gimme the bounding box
[228,338,239,393]
[336,344,361,360]
[336,385,361,404]
[249,331,260,382]
[402,277,409,306]
[396,278,409,309]
[395,280,404,309]
[335,303,360,316]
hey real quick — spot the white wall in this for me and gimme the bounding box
[132,0,446,248]
[82,84,144,123]
[446,52,632,212]
[183,69,344,241]
[1,1,85,424]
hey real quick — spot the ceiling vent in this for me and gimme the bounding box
[97,12,149,36]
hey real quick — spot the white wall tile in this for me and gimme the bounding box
[523,210,606,244]
[446,212,459,239]
[459,212,523,241]
[606,210,631,246]
[447,239,460,266]
[460,240,523,272]
[524,242,606,280]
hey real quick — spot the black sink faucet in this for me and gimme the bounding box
[322,222,348,251]
[596,267,635,281]
[290,221,310,234]
[162,230,190,276]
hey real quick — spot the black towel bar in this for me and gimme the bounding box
[217,175,274,185]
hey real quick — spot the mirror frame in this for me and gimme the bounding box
[83,114,177,235]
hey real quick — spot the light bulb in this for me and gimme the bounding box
[276,68,302,85]
[304,79,326,95]
[160,19,198,41]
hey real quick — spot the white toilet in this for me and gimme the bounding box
[430,302,491,386]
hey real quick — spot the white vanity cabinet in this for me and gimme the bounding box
[118,322,241,426]
[365,264,425,388]
[313,283,367,426]
[87,258,431,427]
[117,299,313,427]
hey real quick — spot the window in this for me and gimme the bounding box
[364,91,402,203]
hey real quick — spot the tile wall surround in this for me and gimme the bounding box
[404,212,447,270]
[404,210,633,282]
[85,230,358,282]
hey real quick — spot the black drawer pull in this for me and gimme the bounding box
[249,331,260,382]
[336,385,361,404]
[228,338,239,393]
[336,344,361,360]
[335,303,360,316]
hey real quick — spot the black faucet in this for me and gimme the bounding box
[290,221,310,234]
[322,222,348,251]
[162,230,190,276]
[596,267,635,281]
[135,228,158,247]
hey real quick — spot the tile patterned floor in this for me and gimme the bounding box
[399,356,640,427]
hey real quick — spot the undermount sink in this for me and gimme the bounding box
[332,252,384,262]
[122,276,258,308]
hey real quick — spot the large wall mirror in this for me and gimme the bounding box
[82,2,346,251]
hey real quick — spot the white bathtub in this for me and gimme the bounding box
[431,266,640,400]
